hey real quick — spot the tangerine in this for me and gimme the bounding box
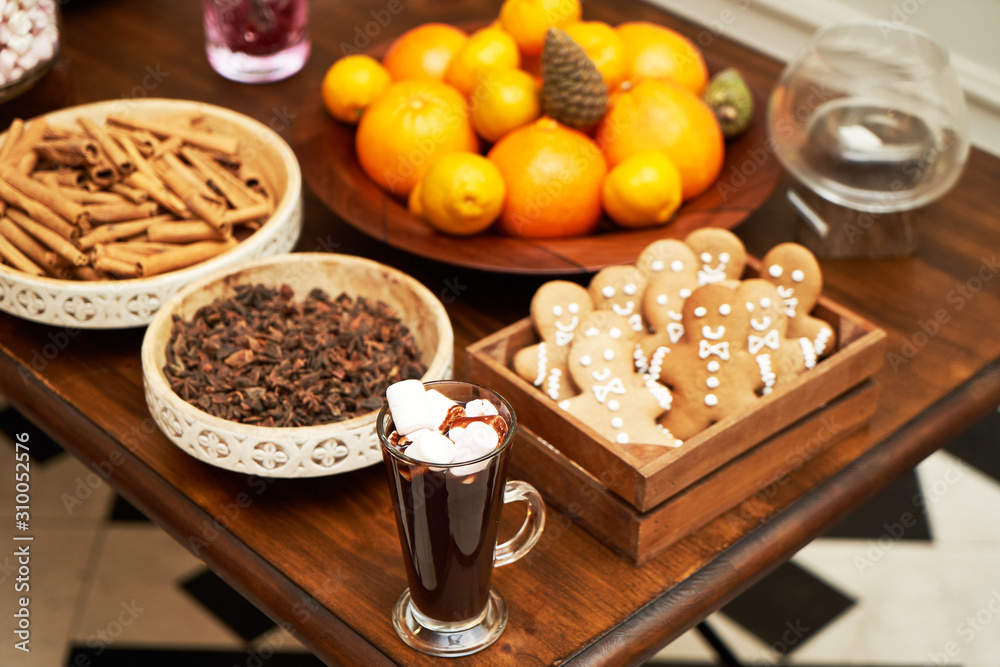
[356,79,479,196]
[382,23,468,81]
[320,55,393,124]
[499,0,582,57]
[418,152,506,235]
[563,21,627,91]
[617,21,708,95]
[596,79,723,200]
[470,68,541,143]
[445,25,521,96]
[487,117,607,237]
[602,151,683,228]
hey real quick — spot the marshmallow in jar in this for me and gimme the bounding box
[0,0,59,93]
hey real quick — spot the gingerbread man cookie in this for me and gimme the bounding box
[760,243,836,361]
[685,228,747,286]
[512,280,594,401]
[635,269,699,375]
[588,264,649,335]
[656,283,762,440]
[560,330,676,448]
[739,279,809,394]
[635,238,699,278]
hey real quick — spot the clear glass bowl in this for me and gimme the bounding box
[0,0,61,104]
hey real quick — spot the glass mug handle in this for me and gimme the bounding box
[494,480,546,567]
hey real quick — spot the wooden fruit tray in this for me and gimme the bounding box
[467,280,887,565]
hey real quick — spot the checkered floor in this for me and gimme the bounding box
[1,393,998,666]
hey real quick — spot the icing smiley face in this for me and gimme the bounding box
[682,283,751,350]
[685,228,747,286]
[589,265,649,334]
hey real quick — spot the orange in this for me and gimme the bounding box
[356,80,479,196]
[417,152,506,235]
[382,23,468,81]
[499,0,582,57]
[596,79,723,200]
[320,55,393,124]
[602,151,683,228]
[445,25,521,97]
[470,68,541,143]
[487,117,607,237]
[563,21,627,91]
[617,21,708,95]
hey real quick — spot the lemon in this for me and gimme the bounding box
[321,55,393,124]
[470,68,541,143]
[601,151,683,228]
[418,152,506,235]
[407,177,425,217]
[445,25,521,97]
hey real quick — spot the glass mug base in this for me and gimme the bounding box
[206,39,310,83]
[392,587,507,657]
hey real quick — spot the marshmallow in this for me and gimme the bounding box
[447,425,465,445]
[462,421,500,450]
[404,431,455,465]
[7,33,31,56]
[464,398,498,418]
[385,379,434,436]
[424,388,457,429]
[8,12,32,38]
[451,436,496,475]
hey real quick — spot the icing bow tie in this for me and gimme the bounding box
[699,339,730,360]
[592,377,626,403]
[748,329,780,354]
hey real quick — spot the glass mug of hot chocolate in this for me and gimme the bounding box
[378,380,546,657]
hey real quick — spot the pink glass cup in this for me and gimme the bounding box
[202,0,310,83]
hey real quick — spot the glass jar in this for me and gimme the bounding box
[0,0,61,103]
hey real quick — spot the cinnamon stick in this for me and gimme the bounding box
[78,117,134,176]
[0,165,87,223]
[147,220,225,244]
[223,202,271,225]
[83,201,159,224]
[6,209,89,266]
[181,146,265,209]
[92,254,140,278]
[138,238,236,277]
[76,215,172,249]
[4,118,49,167]
[0,177,79,239]
[124,171,190,219]
[0,232,45,276]
[0,217,66,273]
[106,113,239,156]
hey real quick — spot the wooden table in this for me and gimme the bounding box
[2,1,1000,665]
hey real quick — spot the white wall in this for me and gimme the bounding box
[648,0,1000,156]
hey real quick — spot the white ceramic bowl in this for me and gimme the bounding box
[0,98,302,328]
[140,253,454,477]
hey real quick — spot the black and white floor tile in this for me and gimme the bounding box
[1,396,997,666]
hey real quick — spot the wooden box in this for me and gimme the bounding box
[467,291,887,565]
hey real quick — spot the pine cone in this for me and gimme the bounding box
[540,28,609,130]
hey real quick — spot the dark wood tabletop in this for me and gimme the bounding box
[2,1,1000,665]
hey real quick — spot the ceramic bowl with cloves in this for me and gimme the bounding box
[140,252,454,477]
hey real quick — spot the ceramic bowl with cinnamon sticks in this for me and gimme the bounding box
[0,98,302,328]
